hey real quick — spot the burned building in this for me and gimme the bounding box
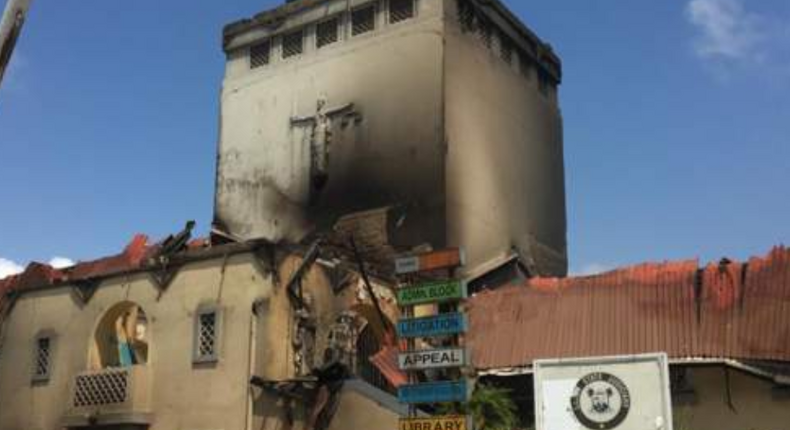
[0,1,572,429]
[0,232,408,430]
[215,0,568,277]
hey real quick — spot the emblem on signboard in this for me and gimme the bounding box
[570,372,631,430]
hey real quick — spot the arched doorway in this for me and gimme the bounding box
[91,302,149,369]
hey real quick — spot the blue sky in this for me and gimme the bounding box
[1,0,789,277]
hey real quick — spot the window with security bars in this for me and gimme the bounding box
[193,307,221,364]
[33,335,52,382]
[352,5,377,36]
[389,0,415,24]
[282,30,304,59]
[317,18,340,48]
[250,41,271,69]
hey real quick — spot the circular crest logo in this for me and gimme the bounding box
[570,372,631,430]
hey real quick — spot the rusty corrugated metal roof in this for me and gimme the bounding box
[0,234,156,298]
[467,246,790,370]
[369,345,409,388]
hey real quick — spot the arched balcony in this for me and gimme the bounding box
[63,302,152,429]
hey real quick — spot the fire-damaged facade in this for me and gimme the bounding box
[215,0,568,278]
[0,232,409,430]
[5,0,789,430]
[1,0,570,428]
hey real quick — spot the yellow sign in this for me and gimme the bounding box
[399,416,469,430]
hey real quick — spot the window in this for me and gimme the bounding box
[389,0,415,24]
[193,306,222,364]
[32,334,53,383]
[317,18,340,48]
[282,30,304,59]
[250,40,271,69]
[352,4,377,36]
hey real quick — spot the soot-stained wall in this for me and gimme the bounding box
[217,0,446,247]
[216,0,568,276]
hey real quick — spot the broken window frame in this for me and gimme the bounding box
[32,331,55,383]
[249,40,272,69]
[316,17,341,49]
[351,3,378,37]
[193,305,223,364]
[389,0,416,25]
[282,29,305,59]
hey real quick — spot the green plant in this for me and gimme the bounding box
[438,383,519,430]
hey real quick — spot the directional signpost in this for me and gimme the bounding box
[398,347,469,371]
[397,313,468,339]
[394,248,472,429]
[398,380,471,404]
[395,248,466,275]
[397,280,467,306]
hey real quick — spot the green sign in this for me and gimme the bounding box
[397,280,467,306]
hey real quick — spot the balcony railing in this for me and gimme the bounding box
[63,365,152,428]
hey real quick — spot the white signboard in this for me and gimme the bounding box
[398,347,468,371]
[534,353,673,430]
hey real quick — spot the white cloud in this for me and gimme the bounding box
[0,258,24,279]
[686,0,764,61]
[48,257,75,269]
[573,263,612,277]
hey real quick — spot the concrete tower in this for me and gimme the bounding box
[214,0,567,277]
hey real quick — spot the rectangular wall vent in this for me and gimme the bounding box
[282,30,304,59]
[390,0,415,24]
[317,18,340,48]
[250,41,271,69]
[352,5,377,36]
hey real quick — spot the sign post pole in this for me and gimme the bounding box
[394,248,472,428]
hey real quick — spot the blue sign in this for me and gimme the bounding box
[397,313,468,339]
[398,380,470,404]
